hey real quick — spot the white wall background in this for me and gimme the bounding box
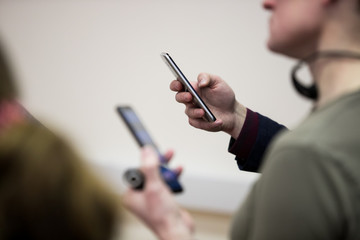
[0,0,311,213]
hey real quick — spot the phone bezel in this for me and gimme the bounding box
[116,106,158,149]
[160,52,216,122]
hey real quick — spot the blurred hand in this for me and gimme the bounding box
[170,73,246,138]
[123,146,194,240]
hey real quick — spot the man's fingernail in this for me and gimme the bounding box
[199,78,206,87]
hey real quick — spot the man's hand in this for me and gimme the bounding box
[170,73,246,138]
[123,146,194,240]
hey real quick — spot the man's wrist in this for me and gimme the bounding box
[229,102,247,139]
[153,213,195,240]
[156,226,194,240]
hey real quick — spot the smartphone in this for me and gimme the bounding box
[116,106,183,193]
[160,52,216,122]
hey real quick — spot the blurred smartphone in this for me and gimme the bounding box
[116,106,183,193]
[160,52,216,122]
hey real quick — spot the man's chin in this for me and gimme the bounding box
[267,41,304,59]
[267,38,316,59]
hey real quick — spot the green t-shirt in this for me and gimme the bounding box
[231,91,360,240]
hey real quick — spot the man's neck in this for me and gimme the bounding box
[310,56,360,108]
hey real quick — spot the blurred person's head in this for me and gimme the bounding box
[0,39,121,239]
[0,39,25,133]
[0,123,121,240]
[262,0,360,59]
[0,40,17,102]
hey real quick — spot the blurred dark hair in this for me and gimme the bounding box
[0,123,121,240]
[0,39,18,101]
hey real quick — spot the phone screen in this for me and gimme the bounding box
[117,106,156,148]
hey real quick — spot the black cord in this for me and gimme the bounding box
[290,50,360,100]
